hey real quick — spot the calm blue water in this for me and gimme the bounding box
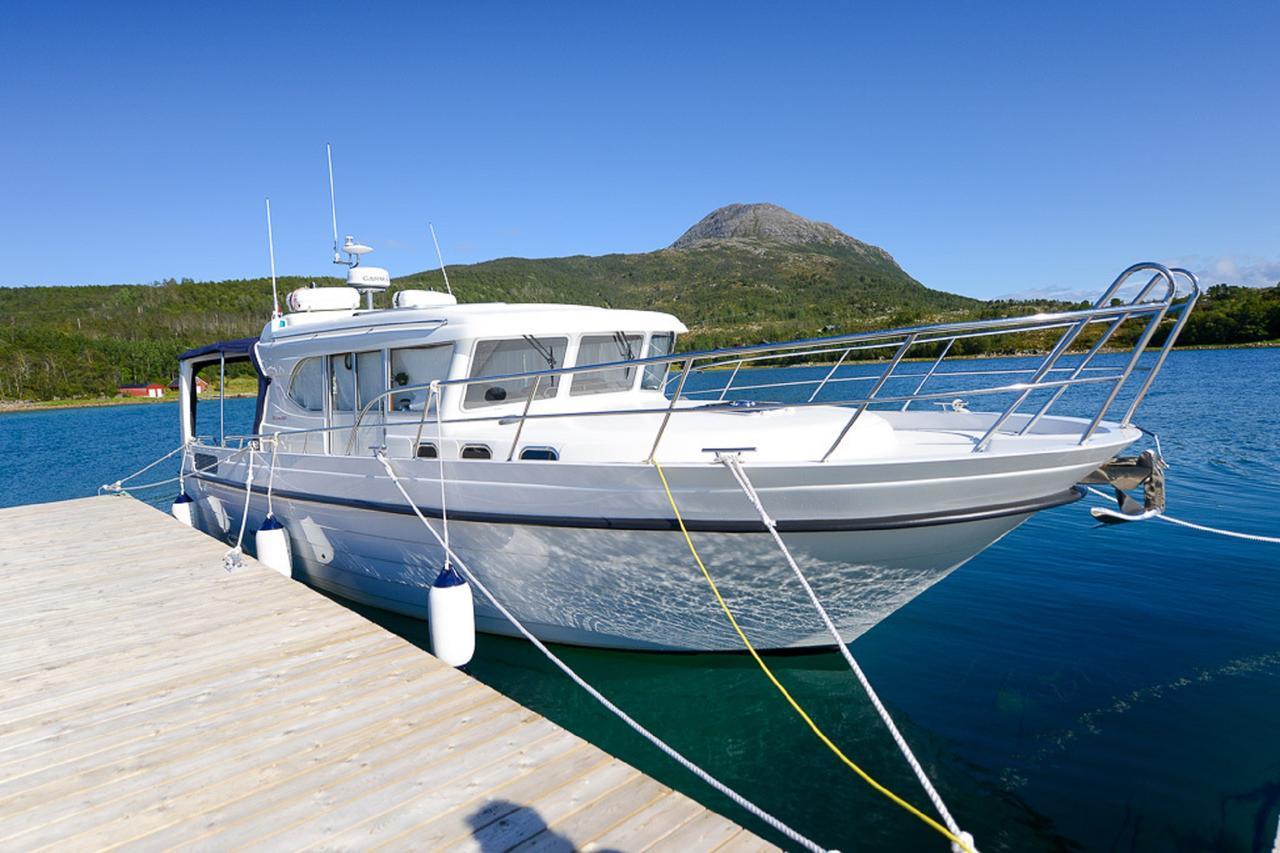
[2,348,1278,851]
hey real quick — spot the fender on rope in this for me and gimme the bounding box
[1086,486,1280,544]
[372,450,829,853]
[654,458,975,853]
[714,453,974,852]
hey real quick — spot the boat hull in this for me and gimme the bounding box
[188,465,1074,650]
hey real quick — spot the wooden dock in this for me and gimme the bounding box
[0,496,776,851]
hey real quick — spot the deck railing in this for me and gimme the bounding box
[223,262,1200,462]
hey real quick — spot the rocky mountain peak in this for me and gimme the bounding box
[669,203,896,265]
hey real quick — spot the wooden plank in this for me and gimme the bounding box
[0,497,775,851]
[715,828,783,853]
[643,808,746,852]
[0,634,405,776]
[294,736,586,852]
[588,788,708,850]
[510,773,671,853]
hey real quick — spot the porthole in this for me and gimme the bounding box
[416,442,438,459]
[519,447,559,461]
[460,444,492,460]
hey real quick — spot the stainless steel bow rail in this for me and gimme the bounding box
[334,262,1198,455]
[220,262,1198,478]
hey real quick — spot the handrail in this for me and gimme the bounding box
[971,262,1175,451]
[1120,268,1201,423]
[210,262,1194,464]
[223,371,1131,450]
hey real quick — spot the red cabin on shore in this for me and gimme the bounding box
[118,383,166,398]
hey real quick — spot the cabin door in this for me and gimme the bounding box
[328,350,386,455]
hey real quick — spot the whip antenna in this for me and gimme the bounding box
[429,223,453,296]
[326,143,340,263]
[265,198,280,318]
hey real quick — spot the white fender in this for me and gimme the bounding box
[428,565,475,667]
[254,516,293,578]
[171,493,194,527]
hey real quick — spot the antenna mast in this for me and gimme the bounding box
[265,198,280,318]
[326,143,340,263]
[429,223,453,296]
[324,144,387,310]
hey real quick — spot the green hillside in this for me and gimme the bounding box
[0,204,1274,402]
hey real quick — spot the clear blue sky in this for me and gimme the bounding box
[2,1,1276,297]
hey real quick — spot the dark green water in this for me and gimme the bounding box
[3,348,1278,851]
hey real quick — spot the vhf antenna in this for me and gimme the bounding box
[326,143,341,264]
[429,223,453,296]
[325,143,382,310]
[265,198,280,318]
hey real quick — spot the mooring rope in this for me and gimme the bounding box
[718,453,974,851]
[223,445,256,571]
[431,383,450,556]
[99,442,189,494]
[653,459,973,853]
[372,451,828,853]
[100,443,253,495]
[264,437,279,519]
[1085,486,1280,544]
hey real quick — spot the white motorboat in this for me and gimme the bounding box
[177,246,1198,651]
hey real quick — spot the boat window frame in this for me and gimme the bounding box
[642,332,676,390]
[388,342,454,416]
[460,443,492,460]
[327,348,388,416]
[462,335,569,411]
[285,357,327,413]
[519,446,560,461]
[568,332,645,397]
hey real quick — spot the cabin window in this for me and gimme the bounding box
[416,442,438,459]
[287,357,325,412]
[642,333,675,390]
[520,446,559,461]
[571,334,642,396]
[329,350,385,413]
[460,444,492,460]
[464,336,567,408]
[356,351,385,411]
[390,344,453,413]
[330,353,356,412]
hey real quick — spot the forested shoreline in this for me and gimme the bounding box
[1,266,1275,403]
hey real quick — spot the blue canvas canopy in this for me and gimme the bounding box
[178,336,259,363]
[178,336,268,437]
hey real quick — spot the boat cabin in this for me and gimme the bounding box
[179,287,687,458]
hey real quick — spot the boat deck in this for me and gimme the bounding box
[0,495,776,851]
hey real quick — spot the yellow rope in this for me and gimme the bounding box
[652,460,969,852]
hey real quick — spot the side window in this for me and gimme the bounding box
[464,336,567,408]
[329,350,384,413]
[287,357,325,412]
[356,350,385,411]
[390,344,453,413]
[643,333,675,390]
[571,333,642,396]
[329,353,356,412]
